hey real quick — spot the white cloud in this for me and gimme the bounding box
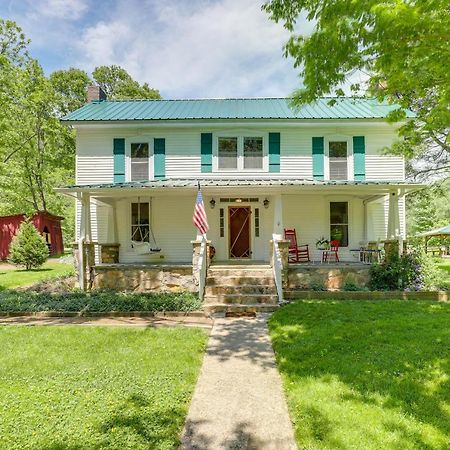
[76,0,306,98]
[3,0,312,98]
[28,0,88,20]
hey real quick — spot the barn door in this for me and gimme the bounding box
[229,207,251,258]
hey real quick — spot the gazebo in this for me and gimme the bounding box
[416,225,450,256]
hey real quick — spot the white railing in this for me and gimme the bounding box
[272,235,284,303]
[198,239,208,301]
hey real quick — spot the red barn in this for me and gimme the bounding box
[0,212,64,260]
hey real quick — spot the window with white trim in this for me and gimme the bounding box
[328,141,348,180]
[216,135,266,171]
[131,202,150,242]
[218,137,238,169]
[130,143,149,181]
[330,202,348,247]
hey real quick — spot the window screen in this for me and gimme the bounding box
[244,137,263,169]
[329,141,348,180]
[218,137,238,169]
[130,143,149,181]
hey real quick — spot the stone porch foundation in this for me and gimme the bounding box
[287,264,371,291]
[92,264,196,292]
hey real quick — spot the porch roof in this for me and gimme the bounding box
[56,178,423,197]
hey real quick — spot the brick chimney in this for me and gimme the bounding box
[87,85,107,103]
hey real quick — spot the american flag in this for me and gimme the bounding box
[193,188,209,236]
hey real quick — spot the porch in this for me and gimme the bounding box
[58,178,420,294]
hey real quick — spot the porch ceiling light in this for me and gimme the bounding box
[235,198,243,203]
[263,198,270,209]
[209,198,216,209]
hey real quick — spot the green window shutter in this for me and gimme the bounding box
[353,136,365,181]
[269,132,280,173]
[154,138,166,180]
[113,138,125,183]
[201,133,212,173]
[312,137,324,180]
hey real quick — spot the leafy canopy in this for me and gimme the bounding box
[263,0,450,179]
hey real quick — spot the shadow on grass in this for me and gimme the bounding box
[270,300,450,448]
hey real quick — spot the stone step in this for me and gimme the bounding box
[205,285,277,296]
[207,268,273,277]
[202,303,279,314]
[206,276,275,286]
[203,294,278,305]
[210,264,271,269]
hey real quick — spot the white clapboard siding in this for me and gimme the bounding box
[280,157,312,178]
[283,194,365,261]
[367,196,406,241]
[365,156,405,181]
[76,124,405,183]
[116,195,197,264]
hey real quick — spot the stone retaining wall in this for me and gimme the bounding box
[93,264,196,292]
[287,265,371,291]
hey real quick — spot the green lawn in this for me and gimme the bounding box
[0,260,74,289]
[269,300,450,450]
[0,326,206,449]
[436,258,450,274]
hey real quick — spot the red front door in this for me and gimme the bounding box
[229,207,251,258]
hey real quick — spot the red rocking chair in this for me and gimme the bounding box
[322,240,340,263]
[284,228,310,263]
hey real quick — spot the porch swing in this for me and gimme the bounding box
[130,197,162,254]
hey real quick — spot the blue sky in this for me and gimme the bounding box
[1,0,309,98]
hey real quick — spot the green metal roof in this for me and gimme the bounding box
[58,178,422,191]
[416,224,450,237]
[62,97,414,122]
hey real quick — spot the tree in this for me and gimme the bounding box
[263,0,450,180]
[49,68,92,117]
[9,220,49,270]
[92,65,161,100]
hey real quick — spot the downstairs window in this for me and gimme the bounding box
[330,202,348,247]
[131,202,150,242]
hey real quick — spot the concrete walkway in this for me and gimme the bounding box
[180,316,297,450]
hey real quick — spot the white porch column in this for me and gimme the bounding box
[273,194,284,240]
[387,190,400,239]
[80,192,92,242]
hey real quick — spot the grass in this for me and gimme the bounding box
[269,300,450,450]
[0,326,207,449]
[0,260,74,289]
[436,258,450,274]
[0,290,202,313]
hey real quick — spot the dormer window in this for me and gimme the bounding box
[328,141,348,180]
[130,143,149,181]
[215,135,266,171]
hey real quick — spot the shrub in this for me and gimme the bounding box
[369,251,447,291]
[0,290,202,313]
[9,220,49,270]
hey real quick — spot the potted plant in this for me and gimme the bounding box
[315,237,330,250]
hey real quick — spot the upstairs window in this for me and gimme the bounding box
[329,141,348,180]
[243,137,263,169]
[216,135,266,171]
[131,202,149,242]
[218,137,238,169]
[330,202,348,247]
[130,143,149,181]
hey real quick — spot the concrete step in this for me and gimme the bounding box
[205,285,277,296]
[202,303,279,314]
[208,268,273,277]
[204,294,278,305]
[206,276,275,286]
